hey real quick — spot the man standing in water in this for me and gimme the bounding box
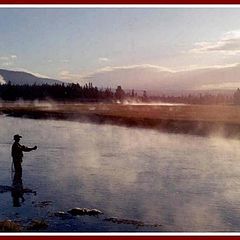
[11,134,37,178]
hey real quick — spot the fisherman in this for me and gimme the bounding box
[11,134,37,178]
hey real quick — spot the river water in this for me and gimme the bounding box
[1,115,240,232]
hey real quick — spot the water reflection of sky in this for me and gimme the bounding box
[0,115,240,231]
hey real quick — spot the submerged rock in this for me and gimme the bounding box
[67,208,103,216]
[34,201,52,208]
[0,220,21,232]
[104,217,144,226]
[54,211,72,219]
[104,217,162,228]
[54,211,68,217]
[27,219,48,230]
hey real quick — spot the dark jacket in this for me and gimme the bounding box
[11,142,32,160]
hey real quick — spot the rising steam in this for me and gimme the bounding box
[0,74,6,85]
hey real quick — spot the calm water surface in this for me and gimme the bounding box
[0,115,240,232]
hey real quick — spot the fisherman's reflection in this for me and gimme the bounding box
[11,171,36,207]
[11,171,25,207]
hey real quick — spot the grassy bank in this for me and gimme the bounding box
[1,102,240,137]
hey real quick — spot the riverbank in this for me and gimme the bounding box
[1,102,240,137]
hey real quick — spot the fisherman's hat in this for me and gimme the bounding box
[13,134,22,140]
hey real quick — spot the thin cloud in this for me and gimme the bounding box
[177,63,240,72]
[0,56,9,61]
[95,64,175,74]
[1,62,13,67]
[98,57,109,62]
[0,55,17,60]
[62,59,70,63]
[59,70,83,82]
[191,30,240,55]
[0,54,17,67]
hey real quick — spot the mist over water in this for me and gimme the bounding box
[124,102,187,106]
[0,115,240,231]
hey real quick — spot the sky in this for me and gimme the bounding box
[2,7,240,89]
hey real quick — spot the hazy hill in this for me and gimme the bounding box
[0,69,63,85]
[85,64,240,94]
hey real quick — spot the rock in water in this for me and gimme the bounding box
[27,220,48,230]
[104,217,144,226]
[0,220,21,232]
[54,211,68,217]
[54,211,72,219]
[34,201,52,208]
[67,208,87,216]
[104,217,162,228]
[67,208,103,216]
[87,208,103,216]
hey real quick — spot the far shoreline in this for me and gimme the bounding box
[1,101,240,138]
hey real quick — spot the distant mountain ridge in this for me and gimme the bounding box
[0,69,63,85]
[2,64,240,95]
[86,64,240,94]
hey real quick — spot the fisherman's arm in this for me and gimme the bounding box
[21,145,37,152]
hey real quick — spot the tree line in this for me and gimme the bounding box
[0,82,115,102]
[0,81,240,105]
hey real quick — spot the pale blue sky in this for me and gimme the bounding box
[1,7,240,81]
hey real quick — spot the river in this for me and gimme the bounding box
[0,115,240,232]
